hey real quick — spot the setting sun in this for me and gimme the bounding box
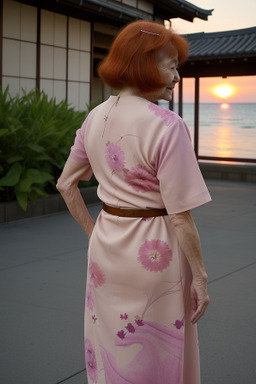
[212,84,236,99]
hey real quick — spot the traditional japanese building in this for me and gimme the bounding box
[0,0,212,109]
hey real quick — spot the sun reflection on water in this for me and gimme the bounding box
[215,125,233,159]
[220,103,230,110]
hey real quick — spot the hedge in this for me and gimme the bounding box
[0,87,97,210]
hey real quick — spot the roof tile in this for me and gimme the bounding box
[185,27,256,59]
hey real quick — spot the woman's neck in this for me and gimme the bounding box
[119,87,157,102]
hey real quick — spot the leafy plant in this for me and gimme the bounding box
[0,87,97,210]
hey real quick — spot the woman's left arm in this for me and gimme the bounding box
[56,156,95,239]
[169,210,210,324]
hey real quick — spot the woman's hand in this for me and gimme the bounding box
[190,278,210,324]
[169,210,210,324]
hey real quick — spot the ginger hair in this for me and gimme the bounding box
[98,20,188,93]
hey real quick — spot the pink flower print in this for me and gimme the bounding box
[120,313,128,320]
[101,320,184,383]
[85,338,98,383]
[124,164,159,193]
[86,284,94,311]
[92,315,97,323]
[173,320,184,330]
[125,323,136,333]
[142,217,152,222]
[105,142,125,172]
[148,103,175,126]
[117,330,126,339]
[89,261,106,288]
[135,319,144,326]
[138,239,172,272]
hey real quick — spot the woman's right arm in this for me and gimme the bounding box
[169,210,210,324]
[56,156,95,240]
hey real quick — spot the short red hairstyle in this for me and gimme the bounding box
[98,20,188,93]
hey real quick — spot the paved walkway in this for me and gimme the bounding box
[0,180,255,384]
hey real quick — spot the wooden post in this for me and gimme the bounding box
[36,7,41,90]
[178,77,183,118]
[169,96,174,111]
[194,77,200,158]
[90,22,94,103]
[0,0,3,89]
[66,17,69,102]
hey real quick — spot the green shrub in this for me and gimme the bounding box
[0,87,97,210]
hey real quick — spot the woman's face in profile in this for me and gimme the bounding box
[154,54,180,102]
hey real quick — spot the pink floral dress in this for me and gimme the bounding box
[70,95,211,384]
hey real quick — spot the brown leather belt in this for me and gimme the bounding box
[102,203,168,217]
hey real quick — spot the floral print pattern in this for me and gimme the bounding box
[89,261,106,288]
[86,284,94,312]
[116,330,126,340]
[117,316,145,340]
[85,338,98,383]
[103,120,160,194]
[101,321,184,384]
[173,320,184,330]
[138,239,172,272]
[105,142,125,172]
[149,102,176,127]
[124,164,159,193]
[80,96,208,383]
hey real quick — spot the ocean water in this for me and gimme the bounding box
[166,103,256,161]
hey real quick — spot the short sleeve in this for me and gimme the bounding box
[70,117,90,164]
[155,118,211,214]
[69,113,93,181]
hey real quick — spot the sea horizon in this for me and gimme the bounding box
[169,102,256,161]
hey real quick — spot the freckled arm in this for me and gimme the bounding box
[169,211,210,324]
[56,156,95,239]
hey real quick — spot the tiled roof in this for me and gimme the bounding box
[185,27,256,60]
[57,0,213,23]
[154,0,213,22]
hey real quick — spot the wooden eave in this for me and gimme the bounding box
[14,0,213,25]
[180,27,256,77]
[151,0,213,22]
[12,0,152,25]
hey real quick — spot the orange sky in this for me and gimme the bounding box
[174,76,256,103]
[169,0,256,103]
[171,0,256,34]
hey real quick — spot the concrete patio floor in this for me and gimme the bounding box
[0,179,255,384]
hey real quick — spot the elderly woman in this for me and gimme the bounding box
[57,20,211,384]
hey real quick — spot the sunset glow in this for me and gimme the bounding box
[212,84,236,99]
[174,76,255,103]
[220,103,230,110]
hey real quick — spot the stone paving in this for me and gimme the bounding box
[0,180,255,384]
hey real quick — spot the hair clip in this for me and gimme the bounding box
[140,30,160,36]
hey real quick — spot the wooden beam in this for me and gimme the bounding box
[198,155,256,164]
[194,77,200,157]
[180,59,256,78]
[36,7,41,90]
